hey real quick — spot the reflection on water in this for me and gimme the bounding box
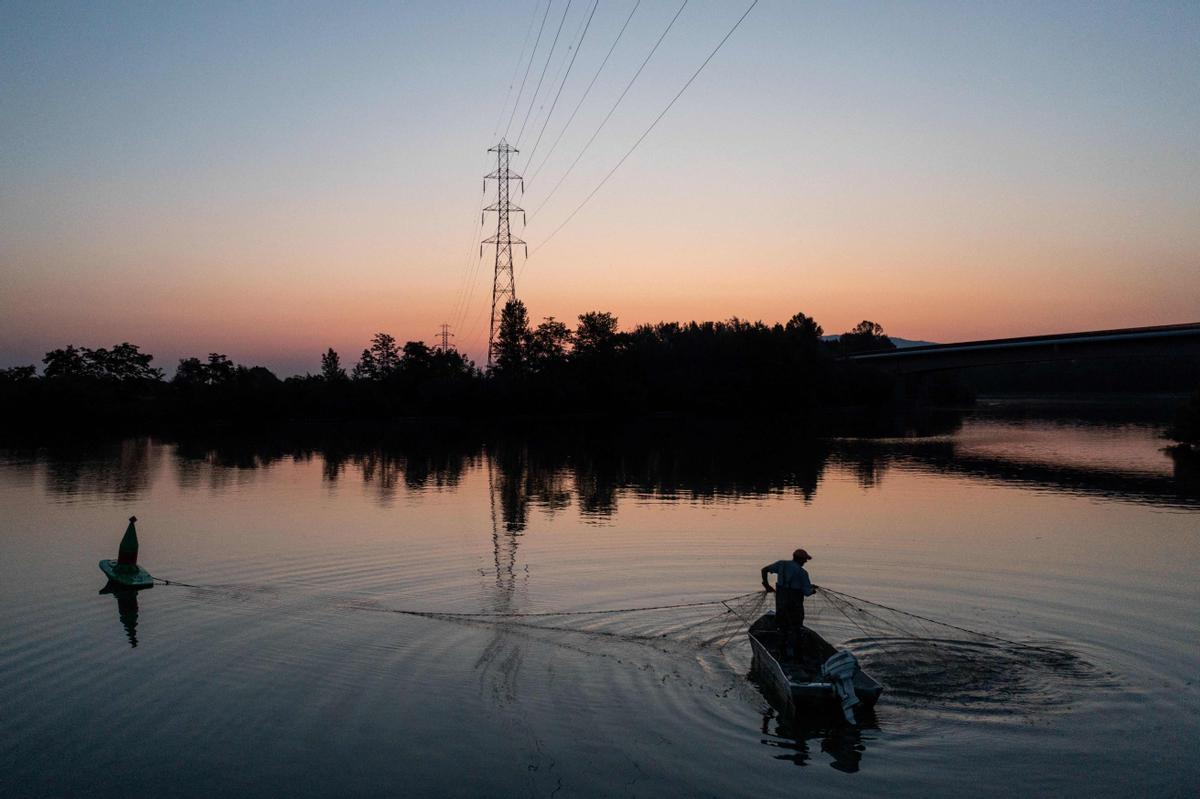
[2,404,1198,798]
[6,438,163,500]
[98,583,143,648]
[14,413,1194,513]
[760,708,876,773]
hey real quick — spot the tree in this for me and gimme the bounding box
[352,348,377,381]
[370,333,401,376]
[494,299,531,375]
[205,353,236,384]
[401,340,433,374]
[99,343,163,381]
[0,365,37,383]
[574,311,620,357]
[172,353,236,386]
[173,357,208,386]
[785,312,823,341]
[838,320,896,354]
[352,333,401,381]
[851,321,885,338]
[42,346,94,379]
[236,365,280,390]
[320,348,347,381]
[528,317,572,372]
[43,343,162,381]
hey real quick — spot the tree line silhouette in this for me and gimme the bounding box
[0,304,905,432]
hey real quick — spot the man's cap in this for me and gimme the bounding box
[793,548,811,561]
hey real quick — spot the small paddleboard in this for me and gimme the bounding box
[99,559,154,589]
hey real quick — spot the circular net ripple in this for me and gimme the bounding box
[847,635,1108,710]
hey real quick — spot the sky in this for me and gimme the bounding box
[2,0,1198,376]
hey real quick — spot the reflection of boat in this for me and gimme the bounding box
[749,613,883,719]
[760,712,871,772]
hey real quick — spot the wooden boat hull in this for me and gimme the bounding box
[748,614,882,718]
[99,559,154,589]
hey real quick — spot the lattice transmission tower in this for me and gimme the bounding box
[482,138,525,368]
[437,323,455,352]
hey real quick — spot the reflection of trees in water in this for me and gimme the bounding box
[33,437,160,500]
[173,436,295,492]
[155,423,838,516]
[347,442,474,504]
[31,409,1195,512]
[166,428,476,502]
[479,424,834,525]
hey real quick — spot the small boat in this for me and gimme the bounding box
[748,612,883,720]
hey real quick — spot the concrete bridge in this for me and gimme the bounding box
[847,322,1200,375]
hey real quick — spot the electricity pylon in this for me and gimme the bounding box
[437,323,455,352]
[483,139,525,368]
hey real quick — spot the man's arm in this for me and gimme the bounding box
[800,568,815,597]
[761,564,775,592]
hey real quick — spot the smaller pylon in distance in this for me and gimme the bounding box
[437,323,455,353]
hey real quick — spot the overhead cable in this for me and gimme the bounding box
[529,0,760,259]
[521,0,600,173]
[514,0,575,145]
[493,0,546,138]
[527,0,688,221]
[505,0,556,139]
[527,0,642,186]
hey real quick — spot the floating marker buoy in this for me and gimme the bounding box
[99,516,154,589]
[117,514,139,565]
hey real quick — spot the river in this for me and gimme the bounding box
[1,400,1196,797]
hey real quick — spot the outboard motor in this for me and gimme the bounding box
[821,650,861,724]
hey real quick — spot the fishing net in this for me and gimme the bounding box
[161,575,1102,713]
[352,589,773,652]
[807,587,1102,709]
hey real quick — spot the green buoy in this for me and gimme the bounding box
[99,516,154,589]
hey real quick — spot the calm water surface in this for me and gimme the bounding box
[1,407,1197,797]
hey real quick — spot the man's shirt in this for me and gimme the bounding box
[765,560,814,596]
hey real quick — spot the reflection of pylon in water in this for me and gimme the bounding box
[485,451,521,603]
[479,449,529,706]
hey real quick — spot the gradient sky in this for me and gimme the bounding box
[2,1,1198,375]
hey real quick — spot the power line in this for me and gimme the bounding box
[527,0,642,187]
[521,1,593,146]
[514,0,575,145]
[528,0,760,261]
[447,157,493,335]
[521,0,600,176]
[526,0,688,222]
[493,0,547,138]
[505,0,556,139]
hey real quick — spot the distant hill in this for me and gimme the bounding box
[822,335,936,349]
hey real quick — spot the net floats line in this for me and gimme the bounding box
[345,592,761,620]
[152,577,758,619]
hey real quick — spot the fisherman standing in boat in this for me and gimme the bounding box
[761,549,817,658]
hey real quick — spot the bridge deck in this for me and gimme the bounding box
[847,323,1200,374]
